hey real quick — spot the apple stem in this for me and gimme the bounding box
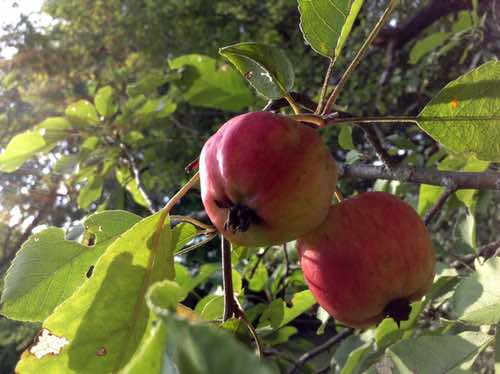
[285,94,302,115]
[289,114,325,127]
[221,236,263,357]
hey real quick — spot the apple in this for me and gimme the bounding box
[199,111,337,246]
[298,192,435,328]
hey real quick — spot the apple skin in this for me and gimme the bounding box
[199,111,337,247]
[298,192,435,328]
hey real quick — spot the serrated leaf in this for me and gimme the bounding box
[298,0,364,58]
[1,211,141,322]
[94,86,118,118]
[169,54,254,111]
[454,257,500,325]
[0,131,47,172]
[219,42,294,100]
[388,331,493,373]
[77,175,104,209]
[418,61,500,161]
[15,212,174,373]
[65,100,100,126]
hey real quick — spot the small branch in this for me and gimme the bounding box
[316,58,336,115]
[478,240,500,259]
[339,163,500,190]
[325,115,500,126]
[222,236,237,321]
[360,125,399,168]
[248,246,272,280]
[322,0,398,115]
[423,188,457,226]
[119,142,155,213]
[277,244,291,298]
[288,329,354,374]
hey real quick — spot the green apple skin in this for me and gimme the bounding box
[199,111,337,247]
[298,192,435,328]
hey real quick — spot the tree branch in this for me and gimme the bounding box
[359,125,399,168]
[339,162,500,190]
[288,329,354,374]
[374,0,480,49]
[423,187,457,226]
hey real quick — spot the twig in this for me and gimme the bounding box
[119,142,155,213]
[322,0,398,115]
[221,237,264,357]
[316,58,337,114]
[423,187,457,226]
[222,236,236,321]
[359,125,399,168]
[248,246,272,280]
[277,244,291,298]
[339,163,500,190]
[288,329,354,374]
[478,240,500,259]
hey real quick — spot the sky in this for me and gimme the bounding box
[0,0,51,58]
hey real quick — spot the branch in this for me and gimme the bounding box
[339,162,500,190]
[374,0,479,49]
[288,329,354,374]
[359,125,399,168]
[423,187,457,226]
[119,142,155,213]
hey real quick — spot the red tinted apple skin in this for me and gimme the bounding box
[199,111,336,247]
[298,192,435,328]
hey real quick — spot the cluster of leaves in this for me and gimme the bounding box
[0,0,500,373]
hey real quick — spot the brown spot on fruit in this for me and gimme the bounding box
[96,346,107,356]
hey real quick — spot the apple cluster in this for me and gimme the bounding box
[199,111,435,328]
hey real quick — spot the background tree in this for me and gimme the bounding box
[0,0,499,373]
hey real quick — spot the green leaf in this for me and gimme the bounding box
[455,157,491,208]
[65,100,100,126]
[496,323,500,374]
[126,71,169,97]
[94,86,118,118]
[247,263,268,292]
[125,313,276,374]
[171,223,198,253]
[175,263,218,301]
[0,131,47,172]
[388,331,493,373]
[121,320,167,374]
[115,168,151,208]
[458,209,476,249]
[134,97,177,119]
[34,117,72,143]
[409,32,451,65]
[418,61,500,162]
[16,212,174,373]
[454,257,500,325]
[258,290,316,329]
[298,0,364,58]
[77,175,104,209]
[146,280,184,317]
[375,318,401,350]
[169,54,254,111]
[1,211,141,322]
[219,42,294,100]
[198,295,224,321]
[338,124,355,150]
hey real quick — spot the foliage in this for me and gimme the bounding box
[0,0,499,373]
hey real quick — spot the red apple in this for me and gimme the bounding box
[199,111,336,246]
[298,192,435,328]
